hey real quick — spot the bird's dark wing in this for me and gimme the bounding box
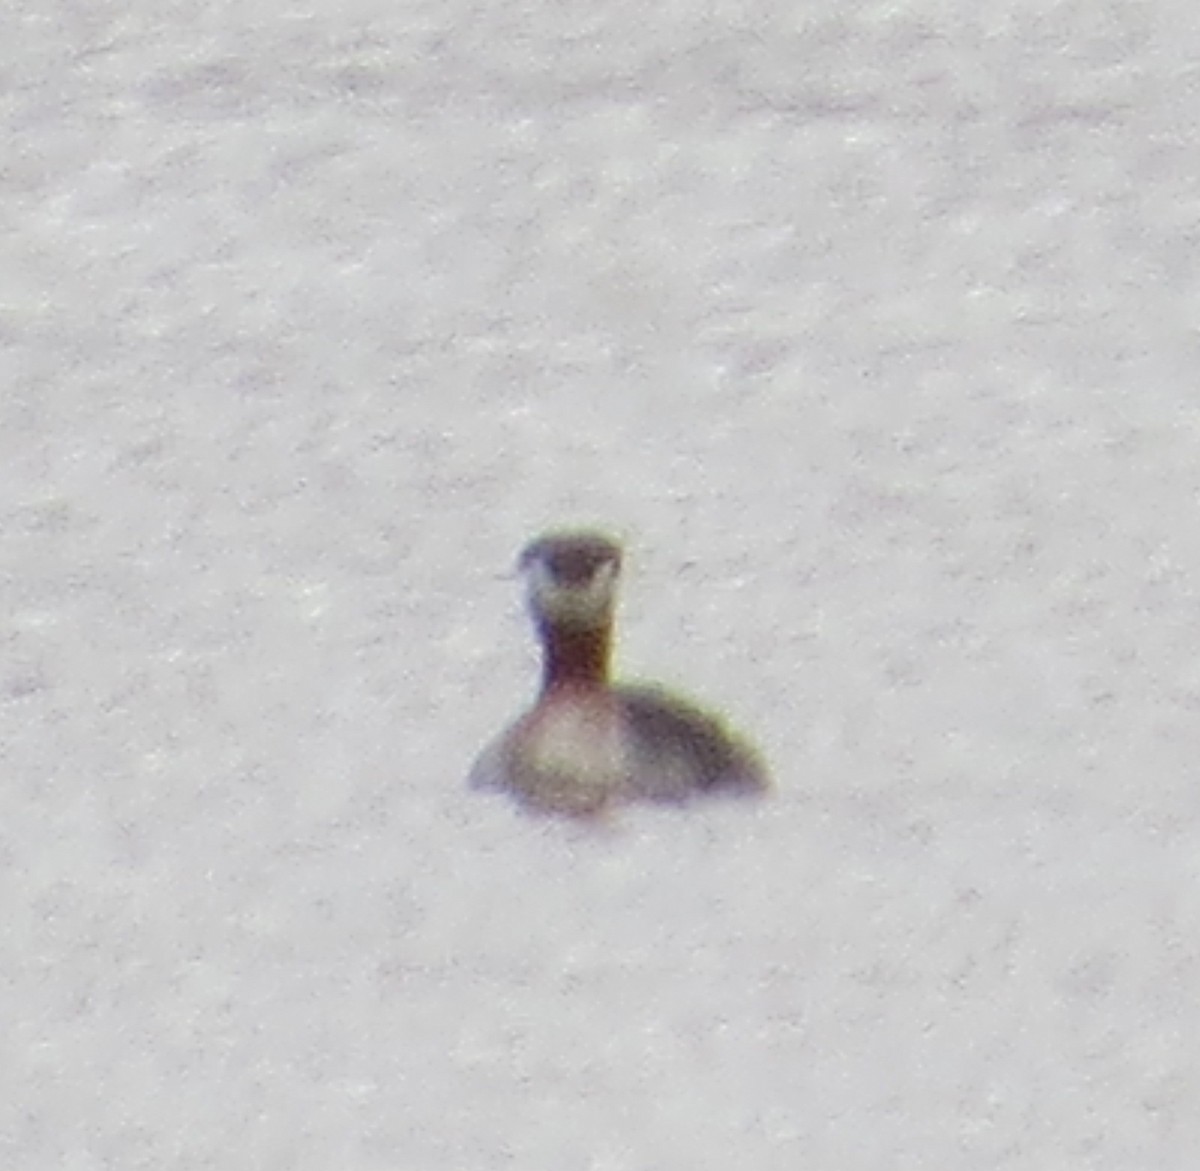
[615,685,769,802]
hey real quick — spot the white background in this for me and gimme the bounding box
[3,2,1198,1167]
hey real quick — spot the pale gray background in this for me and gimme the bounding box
[3,2,1199,1168]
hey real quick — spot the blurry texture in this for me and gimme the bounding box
[3,1,1199,1168]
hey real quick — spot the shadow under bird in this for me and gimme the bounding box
[471,531,769,816]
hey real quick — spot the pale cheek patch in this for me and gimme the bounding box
[527,562,618,628]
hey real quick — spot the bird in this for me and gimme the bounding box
[470,530,769,816]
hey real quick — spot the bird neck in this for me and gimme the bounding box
[538,620,612,693]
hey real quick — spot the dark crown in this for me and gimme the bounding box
[519,531,622,585]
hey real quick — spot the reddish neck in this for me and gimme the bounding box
[538,621,612,694]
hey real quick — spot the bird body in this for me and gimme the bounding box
[471,531,768,817]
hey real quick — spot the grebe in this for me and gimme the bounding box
[470,531,769,816]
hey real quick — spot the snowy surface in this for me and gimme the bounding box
[4,1,1200,1167]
